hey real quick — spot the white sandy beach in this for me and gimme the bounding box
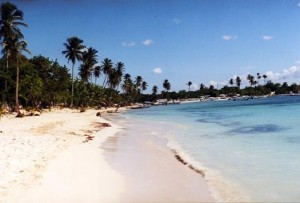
[0,108,214,202]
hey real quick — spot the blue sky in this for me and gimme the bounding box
[8,0,300,92]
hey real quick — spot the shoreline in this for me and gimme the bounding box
[0,107,216,202]
[103,113,215,202]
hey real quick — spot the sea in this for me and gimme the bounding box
[112,96,300,202]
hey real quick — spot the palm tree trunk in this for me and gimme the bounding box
[102,75,107,88]
[15,58,20,115]
[71,63,74,107]
[5,54,8,94]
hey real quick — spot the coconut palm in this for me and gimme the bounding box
[257,73,261,83]
[200,83,205,92]
[152,85,158,95]
[101,58,113,88]
[135,75,143,88]
[2,36,30,115]
[122,73,132,94]
[163,79,171,99]
[115,62,125,90]
[79,47,98,82]
[247,74,256,87]
[163,79,171,91]
[263,74,267,84]
[236,76,241,88]
[107,68,118,89]
[0,2,27,96]
[93,65,101,84]
[124,73,131,81]
[62,36,85,107]
[187,81,192,91]
[229,78,234,86]
[142,81,148,91]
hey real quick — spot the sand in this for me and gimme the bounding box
[0,107,215,202]
[104,119,215,202]
[0,108,125,203]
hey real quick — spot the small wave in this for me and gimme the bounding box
[165,138,250,203]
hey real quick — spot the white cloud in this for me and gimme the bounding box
[142,39,154,46]
[222,35,238,41]
[153,67,162,74]
[266,65,300,81]
[209,80,228,88]
[298,2,300,7]
[173,18,181,24]
[121,41,135,47]
[190,83,198,91]
[261,35,273,40]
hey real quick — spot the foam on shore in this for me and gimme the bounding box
[165,139,250,203]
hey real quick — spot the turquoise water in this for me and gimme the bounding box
[118,96,300,202]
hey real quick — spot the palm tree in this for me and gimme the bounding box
[79,47,98,82]
[0,2,27,97]
[122,74,133,94]
[135,75,143,88]
[257,73,261,85]
[2,36,30,115]
[107,68,118,89]
[187,81,192,91]
[163,79,171,91]
[263,74,267,84]
[200,83,205,92]
[229,78,234,86]
[247,74,256,87]
[163,79,171,99]
[62,36,85,107]
[93,65,101,84]
[101,58,113,88]
[152,85,158,95]
[236,76,241,88]
[142,81,148,92]
[115,62,125,90]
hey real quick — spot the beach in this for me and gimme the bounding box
[0,108,214,202]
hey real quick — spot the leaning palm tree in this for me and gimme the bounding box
[0,2,27,97]
[101,58,113,88]
[62,36,85,107]
[2,36,30,116]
